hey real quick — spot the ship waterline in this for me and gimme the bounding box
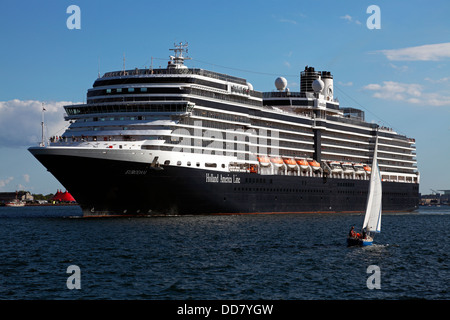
[29,43,419,216]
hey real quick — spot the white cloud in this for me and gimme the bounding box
[363,81,450,106]
[0,99,78,147]
[340,14,361,25]
[378,42,450,61]
[279,18,297,25]
[275,12,306,25]
[338,81,353,87]
[424,77,450,83]
[23,174,30,183]
[0,177,14,188]
[340,14,352,22]
[389,63,408,72]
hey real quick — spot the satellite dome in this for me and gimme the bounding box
[275,77,287,91]
[312,79,324,92]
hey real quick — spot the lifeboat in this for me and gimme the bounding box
[308,160,321,169]
[328,161,343,173]
[296,158,310,170]
[363,164,371,172]
[270,157,284,167]
[341,162,354,173]
[283,158,297,168]
[353,163,365,174]
[257,156,271,167]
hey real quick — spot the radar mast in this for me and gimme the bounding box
[168,42,191,69]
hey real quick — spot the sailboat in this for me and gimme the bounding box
[347,131,382,247]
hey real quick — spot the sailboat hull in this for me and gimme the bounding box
[347,237,373,247]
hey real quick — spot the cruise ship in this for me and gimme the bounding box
[29,43,420,216]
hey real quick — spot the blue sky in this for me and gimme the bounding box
[0,0,449,195]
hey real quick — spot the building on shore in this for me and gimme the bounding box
[0,191,34,205]
[420,190,450,205]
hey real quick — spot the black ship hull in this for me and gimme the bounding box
[31,152,419,216]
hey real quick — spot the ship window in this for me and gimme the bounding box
[187,161,191,166]
[116,88,122,93]
[140,88,147,92]
[177,161,182,166]
[196,162,200,167]
[164,160,170,165]
[205,163,217,168]
[128,88,135,92]
[106,89,112,94]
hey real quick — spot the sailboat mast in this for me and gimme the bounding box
[40,103,46,147]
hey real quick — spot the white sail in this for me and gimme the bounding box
[362,134,382,233]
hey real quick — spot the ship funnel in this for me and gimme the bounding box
[321,71,333,101]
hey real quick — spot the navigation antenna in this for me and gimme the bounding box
[168,42,191,69]
[40,103,46,147]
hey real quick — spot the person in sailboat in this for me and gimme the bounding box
[348,226,357,238]
[362,229,367,240]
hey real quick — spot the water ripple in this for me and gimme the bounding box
[0,205,449,299]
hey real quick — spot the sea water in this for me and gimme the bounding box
[0,205,448,300]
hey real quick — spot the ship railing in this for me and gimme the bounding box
[102,68,249,86]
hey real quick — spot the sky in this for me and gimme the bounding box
[0,0,449,195]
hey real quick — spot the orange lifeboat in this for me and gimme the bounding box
[363,165,371,172]
[284,158,297,168]
[296,159,309,166]
[257,156,271,167]
[270,157,284,166]
[296,158,310,171]
[308,159,321,171]
[308,160,320,167]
